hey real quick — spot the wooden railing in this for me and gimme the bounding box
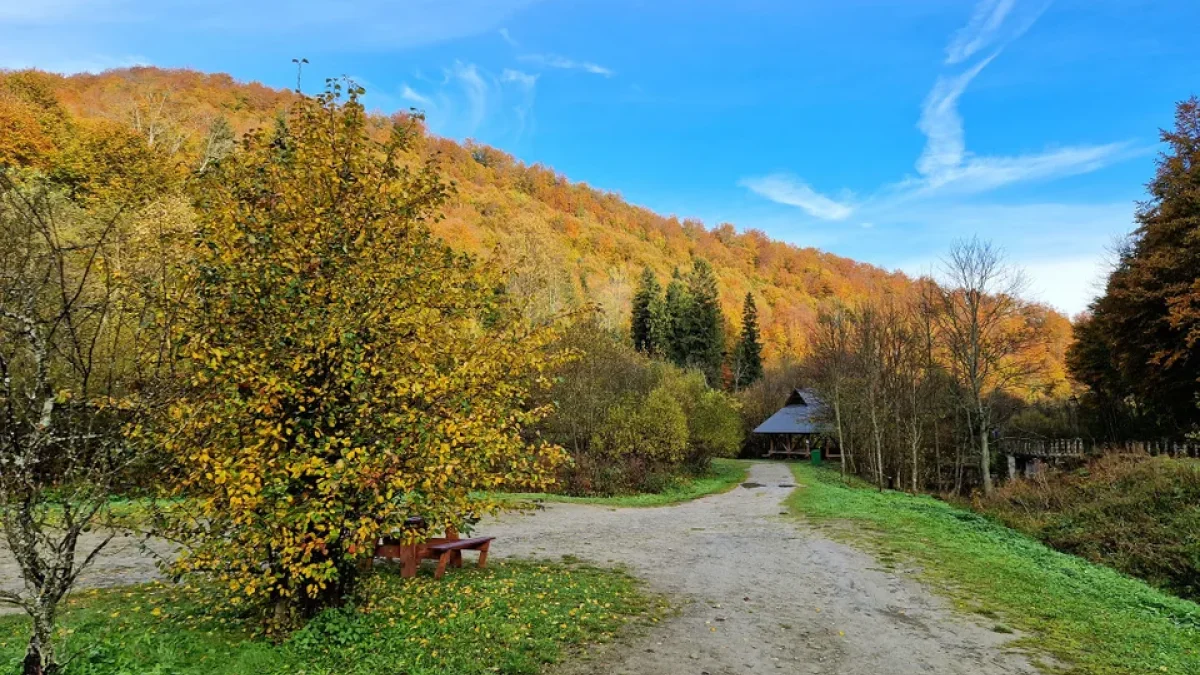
[998,438,1200,460]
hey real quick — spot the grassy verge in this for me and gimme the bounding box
[494,458,749,508]
[786,463,1200,675]
[0,561,662,675]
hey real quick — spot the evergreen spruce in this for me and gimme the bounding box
[662,269,690,367]
[631,266,661,353]
[734,292,764,389]
[683,258,725,386]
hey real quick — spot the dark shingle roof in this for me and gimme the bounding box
[752,388,828,435]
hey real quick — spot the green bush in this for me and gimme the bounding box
[540,319,744,495]
[591,387,689,465]
[659,367,743,466]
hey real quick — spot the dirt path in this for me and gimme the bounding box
[2,463,1041,674]
[483,462,1039,675]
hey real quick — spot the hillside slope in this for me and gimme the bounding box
[0,66,1072,391]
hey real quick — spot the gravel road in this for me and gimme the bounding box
[484,461,1039,675]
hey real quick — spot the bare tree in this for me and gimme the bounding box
[932,238,1037,495]
[811,304,853,478]
[0,172,164,674]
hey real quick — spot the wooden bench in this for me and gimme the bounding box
[374,524,495,580]
[427,537,494,579]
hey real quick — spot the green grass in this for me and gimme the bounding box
[786,463,1200,675]
[0,561,662,675]
[493,458,749,507]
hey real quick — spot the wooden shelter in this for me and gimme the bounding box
[753,388,839,459]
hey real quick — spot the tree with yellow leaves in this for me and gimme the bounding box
[162,81,568,628]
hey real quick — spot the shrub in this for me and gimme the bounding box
[161,84,568,629]
[541,319,743,495]
[657,367,743,467]
[591,387,690,464]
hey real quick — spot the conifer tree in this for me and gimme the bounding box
[734,292,764,389]
[662,268,690,367]
[631,266,661,353]
[1073,97,1200,435]
[683,258,725,386]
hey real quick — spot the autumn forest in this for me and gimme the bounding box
[2,62,1199,675]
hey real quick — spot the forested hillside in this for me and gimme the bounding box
[0,66,1072,393]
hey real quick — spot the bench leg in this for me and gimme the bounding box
[434,552,451,580]
[477,541,490,570]
[400,545,418,579]
[452,550,463,569]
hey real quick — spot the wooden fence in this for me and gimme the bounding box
[998,437,1200,460]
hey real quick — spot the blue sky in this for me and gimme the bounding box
[3,0,1197,315]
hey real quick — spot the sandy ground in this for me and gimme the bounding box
[1,462,1040,674]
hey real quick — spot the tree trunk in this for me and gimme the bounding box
[833,390,846,479]
[911,436,919,493]
[870,406,884,491]
[23,607,57,675]
[979,426,993,495]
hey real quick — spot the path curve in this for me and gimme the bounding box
[483,462,1038,675]
[1,463,1041,674]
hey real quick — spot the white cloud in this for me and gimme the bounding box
[448,61,489,135]
[394,62,538,144]
[739,174,855,221]
[916,56,994,178]
[917,143,1137,195]
[400,84,433,108]
[501,68,538,88]
[499,27,519,47]
[519,53,614,77]
[907,2,1136,197]
[945,0,1016,65]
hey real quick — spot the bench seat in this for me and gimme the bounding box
[428,536,494,579]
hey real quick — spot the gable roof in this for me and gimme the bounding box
[753,388,828,435]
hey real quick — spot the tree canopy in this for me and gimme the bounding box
[1069,97,1200,437]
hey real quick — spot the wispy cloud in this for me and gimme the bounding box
[746,0,1134,219]
[519,53,614,77]
[739,174,854,221]
[451,61,489,134]
[397,62,537,144]
[912,143,1137,196]
[909,0,1132,195]
[400,84,433,108]
[501,68,538,88]
[945,0,1016,64]
[499,27,519,47]
[738,0,1140,312]
[915,55,995,178]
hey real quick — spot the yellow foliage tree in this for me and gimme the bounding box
[162,82,568,627]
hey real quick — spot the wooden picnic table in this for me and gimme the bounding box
[374,517,494,579]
